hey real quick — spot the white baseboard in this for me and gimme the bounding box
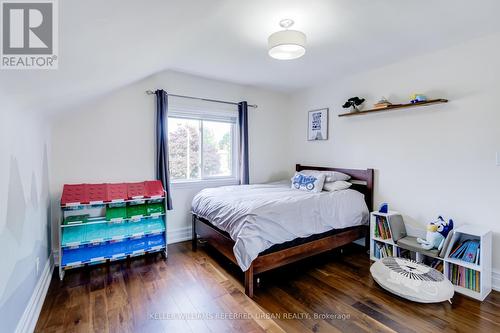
[168,226,192,244]
[493,269,500,292]
[15,256,54,333]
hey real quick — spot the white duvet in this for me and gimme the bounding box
[191,183,369,271]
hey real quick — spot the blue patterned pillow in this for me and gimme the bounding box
[291,172,326,193]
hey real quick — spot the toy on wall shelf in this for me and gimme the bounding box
[378,203,389,214]
[416,216,454,250]
[373,97,393,109]
[342,97,365,112]
[410,93,427,104]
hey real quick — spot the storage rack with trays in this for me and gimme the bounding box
[369,211,492,301]
[58,181,168,280]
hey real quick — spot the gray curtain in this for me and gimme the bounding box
[238,101,249,184]
[155,89,173,210]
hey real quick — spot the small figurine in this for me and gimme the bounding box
[410,94,427,104]
[378,203,388,214]
[342,97,365,112]
[373,97,392,109]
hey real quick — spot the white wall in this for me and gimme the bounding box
[288,33,500,273]
[0,109,52,333]
[50,70,291,249]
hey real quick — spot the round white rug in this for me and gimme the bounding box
[370,257,454,303]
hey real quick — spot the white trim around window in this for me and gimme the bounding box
[168,105,240,187]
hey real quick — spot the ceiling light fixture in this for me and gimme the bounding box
[268,19,306,60]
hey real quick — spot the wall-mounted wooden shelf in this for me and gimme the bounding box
[338,99,448,117]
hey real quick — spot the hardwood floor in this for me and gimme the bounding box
[36,242,500,333]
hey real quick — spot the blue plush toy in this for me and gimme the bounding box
[379,203,388,214]
[417,216,454,251]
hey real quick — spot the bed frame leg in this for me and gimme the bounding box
[192,215,197,251]
[245,264,254,298]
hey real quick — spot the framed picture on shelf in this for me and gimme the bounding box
[308,108,328,141]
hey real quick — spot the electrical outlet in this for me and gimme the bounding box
[35,257,40,275]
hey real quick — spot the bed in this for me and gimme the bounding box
[191,164,374,297]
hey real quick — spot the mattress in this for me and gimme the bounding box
[191,183,369,271]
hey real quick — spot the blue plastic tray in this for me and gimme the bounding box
[62,225,86,246]
[61,246,89,267]
[61,217,165,247]
[107,222,129,240]
[108,239,128,259]
[85,224,107,243]
[145,218,164,234]
[61,231,166,268]
[128,221,146,236]
[86,243,107,262]
[146,233,165,249]
[128,237,147,254]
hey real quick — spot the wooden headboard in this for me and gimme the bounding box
[296,164,374,211]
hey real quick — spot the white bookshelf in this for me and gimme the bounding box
[369,211,397,261]
[443,225,492,301]
[369,212,492,301]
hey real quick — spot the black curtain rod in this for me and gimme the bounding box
[145,90,258,108]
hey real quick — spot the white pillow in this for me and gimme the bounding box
[299,170,351,182]
[291,172,326,193]
[323,180,352,192]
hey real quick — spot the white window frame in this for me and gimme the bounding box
[168,106,239,188]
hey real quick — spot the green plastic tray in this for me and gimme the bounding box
[146,203,165,216]
[64,214,89,225]
[106,206,127,221]
[127,204,147,219]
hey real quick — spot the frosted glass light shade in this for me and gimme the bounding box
[268,30,306,60]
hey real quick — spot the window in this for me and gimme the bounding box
[168,108,238,183]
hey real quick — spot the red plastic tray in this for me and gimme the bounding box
[144,180,165,198]
[127,182,146,199]
[61,184,88,205]
[106,183,128,202]
[87,183,107,203]
[61,181,166,206]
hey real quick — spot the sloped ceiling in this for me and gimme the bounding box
[1,0,499,114]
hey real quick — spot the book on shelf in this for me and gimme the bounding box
[396,247,417,261]
[374,215,392,240]
[438,231,454,258]
[448,263,480,292]
[429,258,443,272]
[449,239,480,265]
[374,241,393,259]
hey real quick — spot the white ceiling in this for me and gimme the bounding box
[1,0,499,114]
